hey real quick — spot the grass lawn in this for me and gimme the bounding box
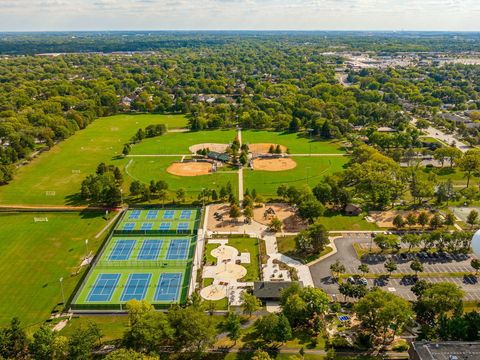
[60,315,128,342]
[0,212,110,327]
[242,130,345,154]
[227,237,260,282]
[244,156,347,197]
[318,213,379,231]
[122,156,238,201]
[0,114,187,206]
[422,166,476,186]
[130,129,237,155]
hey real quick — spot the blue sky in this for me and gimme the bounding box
[0,0,479,31]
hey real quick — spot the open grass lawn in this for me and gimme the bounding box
[0,114,187,206]
[242,130,345,154]
[60,315,128,342]
[227,237,260,282]
[422,166,473,185]
[318,213,379,231]
[130,129,237,155]
[122,157,238,201]
[244,156,347,197]
[0,212,109,327]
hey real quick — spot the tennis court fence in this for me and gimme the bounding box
[96,259,190,268]
[113,229,195,236]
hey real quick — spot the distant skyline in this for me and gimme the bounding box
[0,0,480,32]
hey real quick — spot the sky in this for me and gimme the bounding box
[0,0,480,32]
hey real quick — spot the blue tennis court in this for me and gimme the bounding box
[120,274,151,301]
[87,274,120,302]
[159,222,171,230]
[180,210,192,219]
[137,240,163,260]
[123,222,135,231]
[109,240,136,261]
[163,210,175,219]
[166,239,189,260]
[140,222,153,231]
[146,210,158,220]
[129,210,141,220]
[154,273,182,301]
[177,222,189,231]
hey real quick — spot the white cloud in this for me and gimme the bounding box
[0,0,479,31]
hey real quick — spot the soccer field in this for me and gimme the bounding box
[73,208,199,310]
[0,212,109,327]
[0,114,188,206]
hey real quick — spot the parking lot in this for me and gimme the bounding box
[310,233,480,301]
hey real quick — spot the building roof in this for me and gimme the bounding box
[207,151,230,162]
[253,281,302,299]
[411,341,480,360]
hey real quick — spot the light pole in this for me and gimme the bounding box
[85,239,89,258]
[59,277,65,305]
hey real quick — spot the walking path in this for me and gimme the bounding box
[237,128,244,202]
[94,209,124,239]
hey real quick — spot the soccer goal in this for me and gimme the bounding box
[45,191,56,196]
[34,217,49,222]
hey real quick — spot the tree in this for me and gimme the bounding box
[105,349,157,360]
[129,180,142,196]
[269,217,283,233]
[295,222,329,255]
[252,349,272,360]
[330,260,346,280]
[125,299,154,326]
[410,259,424,275]
[458,150,480,188]
[429,213,443,229]
[417,282,464,321]
[224,312,241,344]
[392,214,405,229]
[417,212,430,228]
[471,259,480,275]
[167,305,216,353]
[358,264,370,275]
[467,210,479,229]
[444,212,456,227]
[176,188,186,203]
[402,234,421,252]
[275,314,293,343]
[405,212,417,227]
[298,198,325,223]
[29,325,56,360]
[355,289,413,342]
[229,204,241,223]
[68,324,100,360]
[374,234,400,253]
[0,318,29,359]
[384,258,397,275]
[122,143,131,156]
[241,292,261,317]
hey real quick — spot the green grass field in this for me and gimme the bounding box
[244,156,348,197]
[60,315,128,342]
[242,130,345,154]
[0,114,187,206]
[123,157,238,201]
[0,212,109,327]
[130,129,237,155]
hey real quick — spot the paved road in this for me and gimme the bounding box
[412,118,471,153]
